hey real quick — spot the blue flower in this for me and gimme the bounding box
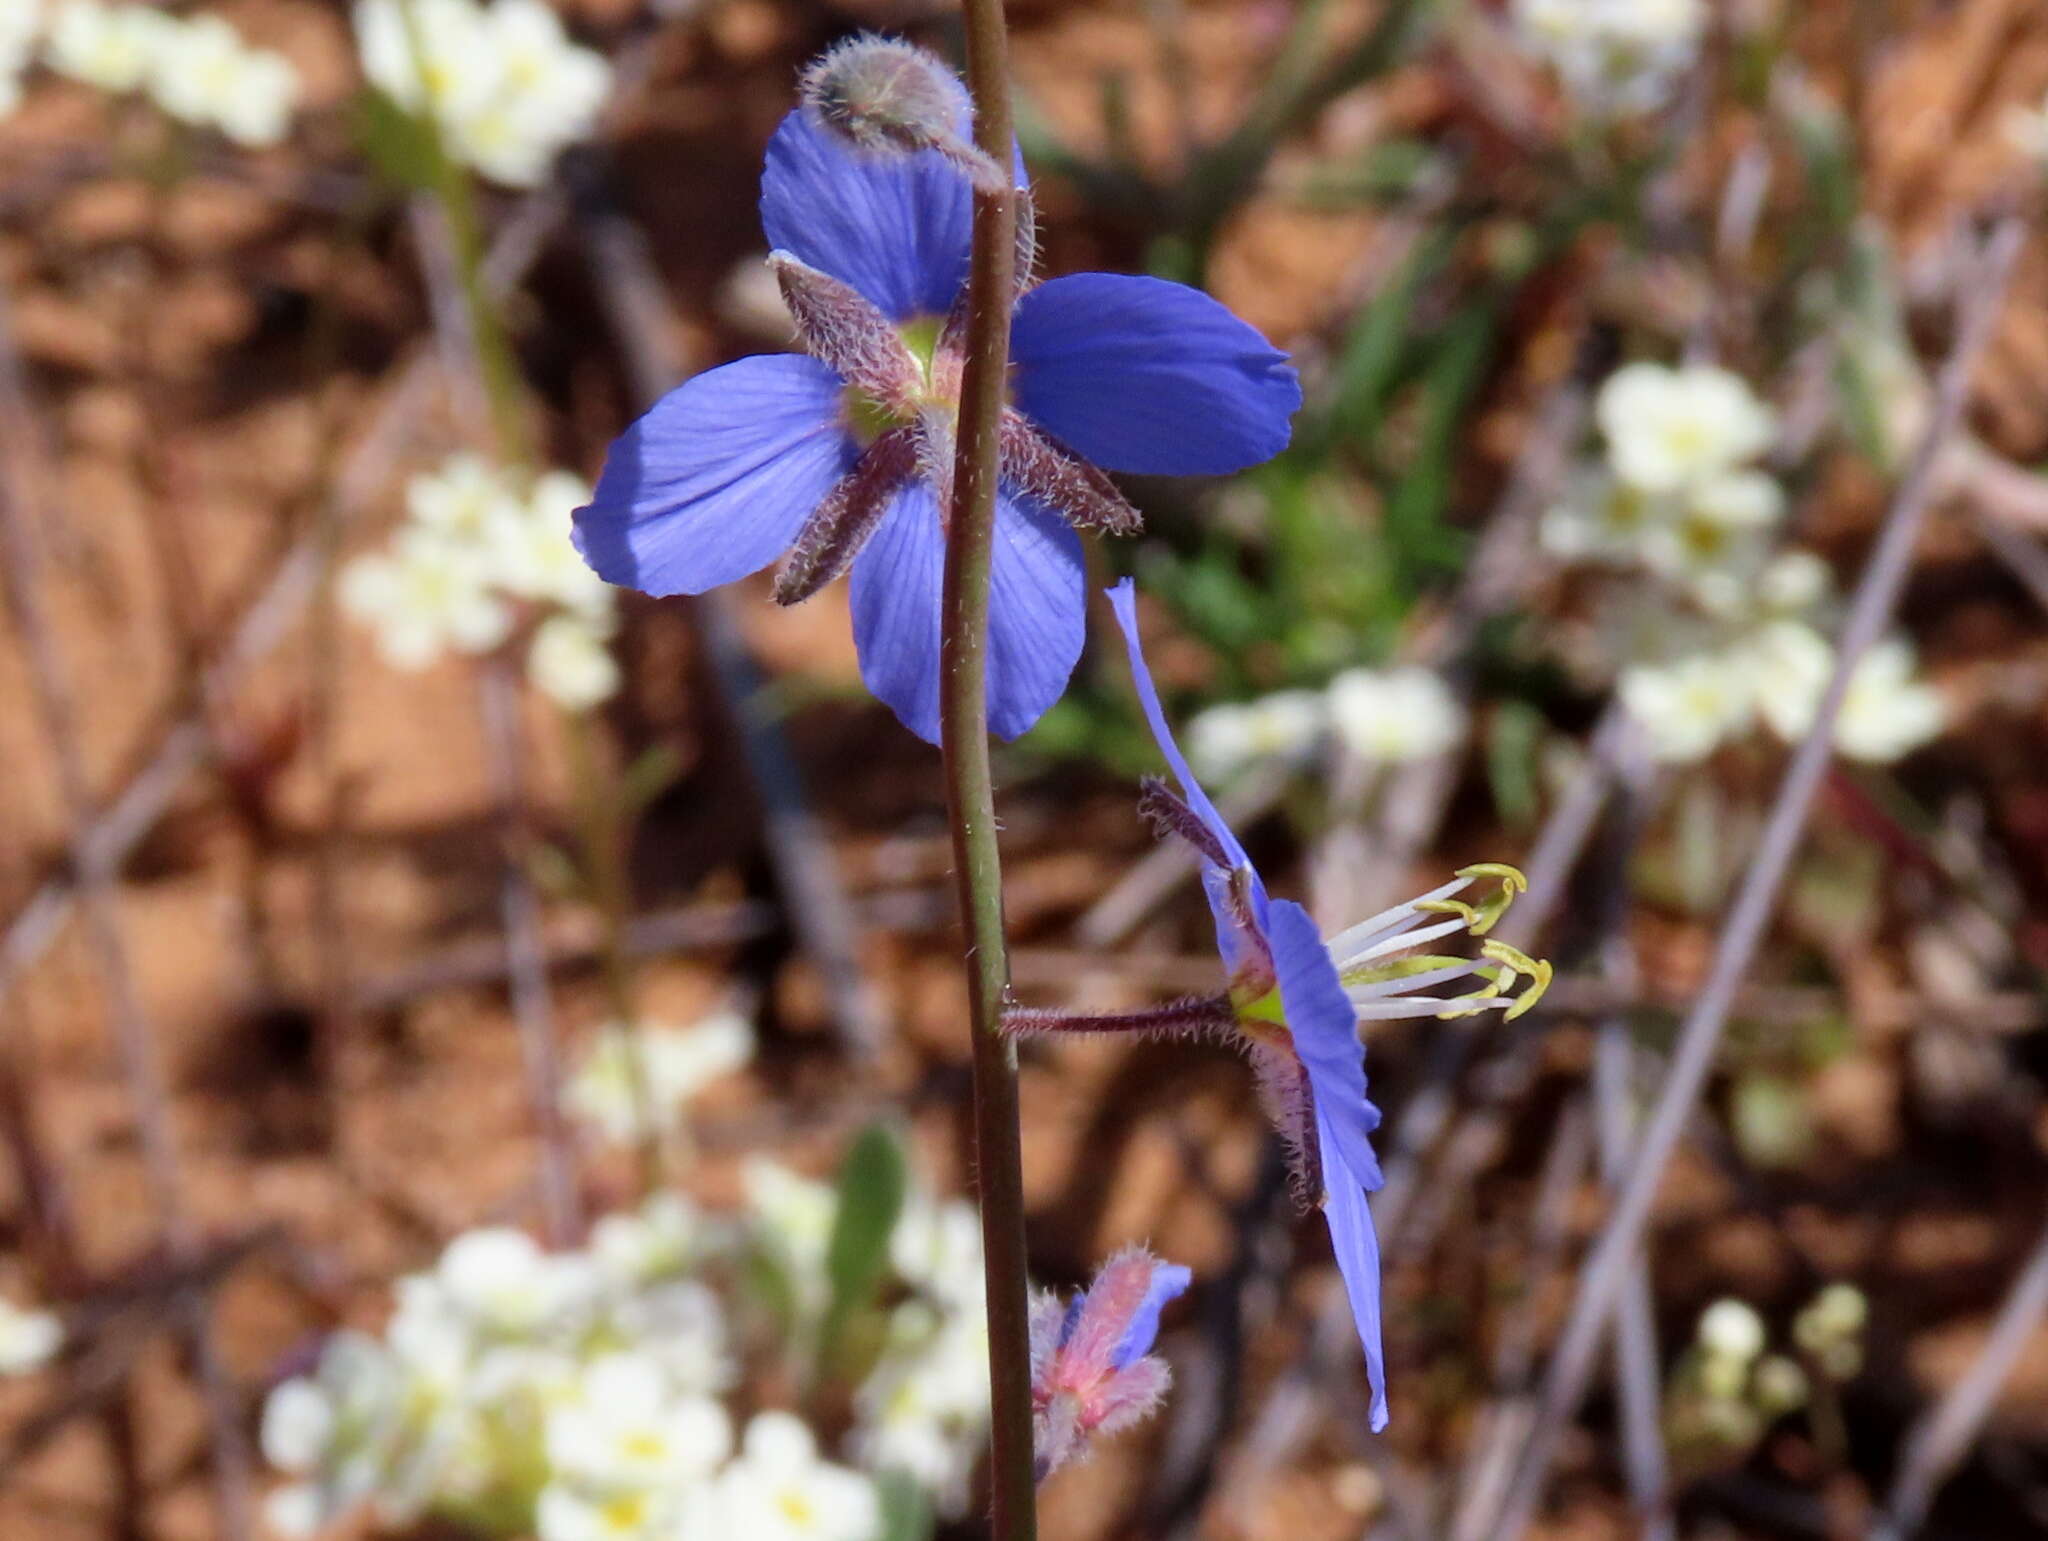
[1004,582,1552,1431]
[571,97,1301,743]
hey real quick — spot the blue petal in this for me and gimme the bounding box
[760,108,974,323]
[1270,896,1388,1429]
[1268,899,1384,1194]
[1318,1107,1389,1432]
[987,490,1086,740]
[850,484,1086,744]
[1111,1261,1193,1369]
[1013,274,1302,475]
[1106,581,1252,871]
[574,354,853,596]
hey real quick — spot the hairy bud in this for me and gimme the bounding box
[1029,1247,1189,1481]
[798,36,1010,194]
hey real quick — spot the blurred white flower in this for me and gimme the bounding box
[1697,1298,1766,1365]
[1745,619,1833,744]
[609,1281,732,1395]
[0,0,40,113]
[407,452,522,541]
[566,1016,754,1146]
[545,1353,730,1491]
[1835,638,1943,762]
[590,1193,708,1288]
[2007,94,2048,163]
[1513,0,1705,115]
[1325,665,1464,764]
[355,0,611,188]
[853,1305,988,1517]
[1539,468,1669,564]
[434,1227,603,1341]
[529,613,620,710]
[711,1411,882,1541]
[1596,363,1774,496]
[889,1196,983,1313]
[494,472,608,614]
[1753,1354,1810,1414]
[340,526,514,669]
[743,1159,837,1323]
[1756,549,1832,617]
[148,15,298,146]
[259,1332,403,1535]
[536,1480,709,1541]
[1185,690,1326,779]
[1746,626,1943,762]
[1619,653,1752,763]
[0,1298,61,1374]
[45,1,168,92]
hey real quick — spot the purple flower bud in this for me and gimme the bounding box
[797,36,1008,194]
[1029,1246,1190,1480]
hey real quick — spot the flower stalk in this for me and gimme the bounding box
[939,0,1036,1534]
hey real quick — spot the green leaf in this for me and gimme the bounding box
[875,1470,935,1541]
[354,88,444,194]
[821,1123,907,1371]
[1485,700,1545,830]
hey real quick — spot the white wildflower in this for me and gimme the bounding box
[1619,653,1752,763]
[544,1353,729,1491]
[1756,549,1832,617]
[708,1411,882,1541]
[743,1159,837,1322]
[1185,690,1326,779]
[1513,0,1705,116]
[853,1306,988,1517]
[1326,665,1464,764]
[1835,638,1943,762]
[1539,468,1669,563]
[566,1015,754,1146]
[44,1,168,92]
[355,0,611,188]
[493,471,608,614]
[432,1227,602,1341]
[590,1192,708,1288]
[2007,94,2048,163]
[536,1480,710,1541]
[1745,619,1834,744]
[148,15,299,146]
[610,1281,732,1395]
[1597,362,1775,496]
[339,525,514,669]
[0,1298,61,1374]
[1698,1299,1766,1365]
[889,1196,983,1313]
[529,613,620,710]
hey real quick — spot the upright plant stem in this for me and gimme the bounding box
[941,3,1035,1536]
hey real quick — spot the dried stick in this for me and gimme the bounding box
[567,163,887,1059]
[1440,1101,1595,1541]
[1868,1217,2048,1541]
[0,194,563,1006]
[1485,213,2026,1541]
[0,297,254,1541]
[478,658,580,1245]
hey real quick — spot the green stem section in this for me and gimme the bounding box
[942,4,1035,1537]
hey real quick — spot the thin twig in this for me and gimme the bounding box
[1869,1216,2048,1541]
[0,292,254,1541]
[1486,213,2026,1541]
[0,191,566,1006]
[477,658,580,1245]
